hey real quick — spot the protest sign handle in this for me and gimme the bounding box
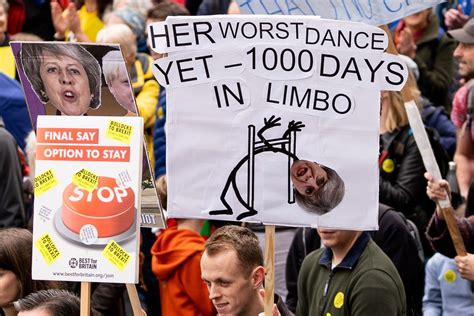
[80,282,91,316]
[126,283,144,315]
[264,225,275,316]
[440,206,468,256]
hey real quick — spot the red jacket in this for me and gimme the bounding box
[151,226,216,316]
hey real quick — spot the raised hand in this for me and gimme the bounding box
[51,0,75,38]
[396,28,417,59]
[445,5,470,30]
[67,5,81,35]
[263,115,282,130]
[287,120,305,132]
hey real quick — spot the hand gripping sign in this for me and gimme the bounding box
[149,15,408,229]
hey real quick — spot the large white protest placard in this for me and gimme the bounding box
[32,116,143,283]
[235,0,444,25]
[149,16,408,229]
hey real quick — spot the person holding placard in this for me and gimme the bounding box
[425,173,474,280]
[379,89,432,255]
[447,19,474,202]
[20,43,102,116]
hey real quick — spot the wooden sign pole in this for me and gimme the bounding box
[80,282,91,316]
[264,225,275,316]
[380,24,467,257]
[126,283,144,315]
[441,205,468,255]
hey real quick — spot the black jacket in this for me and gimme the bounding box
[285,204,424,316]
[276,293,294,316]
[379,126,428,216]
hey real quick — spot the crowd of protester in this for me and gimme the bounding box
[1,0,474,315]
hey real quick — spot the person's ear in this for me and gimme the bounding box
[251,266,265,289]
[40,89,49,102]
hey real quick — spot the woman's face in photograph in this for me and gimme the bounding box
[291,160,328,195]
[0,269,20,308]
[39,50,91,116]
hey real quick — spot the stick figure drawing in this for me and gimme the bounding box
[209,116,345,220]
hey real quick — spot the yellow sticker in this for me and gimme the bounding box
[34,169,59,196]
[158,106,164,120]
[72,168,99,192]
[326,313,332,316]
[102,240,131,271]
[444,269,456,283]
[106,120,133,144]
[35,233,61,265]
[334,292,344,309]
[382,158,395,173]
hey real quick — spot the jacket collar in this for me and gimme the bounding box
[319,232,370,269]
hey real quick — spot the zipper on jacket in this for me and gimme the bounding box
[319,270,334,316]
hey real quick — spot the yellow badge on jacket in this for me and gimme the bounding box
[334,292,344,309]
[444,269,456,283]
[382,158,395,173]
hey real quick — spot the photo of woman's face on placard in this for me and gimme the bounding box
[21,43,102,116]
[17,42,134,119]
[39,50,93,115]
[291,160,345,216]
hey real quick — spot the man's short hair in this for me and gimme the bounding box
[204,225,263,277]
[14,289,80,316]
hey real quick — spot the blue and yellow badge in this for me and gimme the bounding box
[444,269,456,283]
[382,158,395,173]
[334,292,344,309]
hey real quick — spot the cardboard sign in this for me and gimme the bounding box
[32,116,143,283]
[149,15,408,229]
[10,41,165,228]
[236,0,444,25]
